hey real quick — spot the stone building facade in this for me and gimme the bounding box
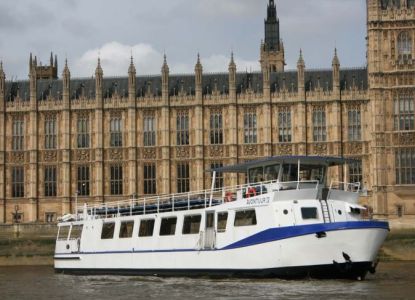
[0,0,413,223]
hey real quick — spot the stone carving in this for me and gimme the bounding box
[397,132,415,146]
[210,145,223,157]
[176,147,190,159]
[143,147,156,159]
[76,150,90,161]
[9,152,25,163]
[348,142,363,155]
[110,149,123,160]
[244,145,257,156]
[43,151,57,162]
[278,144,292,155]
[313,143,327,155]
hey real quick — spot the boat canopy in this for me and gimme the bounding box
[210,156,360,174]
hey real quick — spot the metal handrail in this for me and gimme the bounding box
[329,181,361,193]
[73,179,321,220]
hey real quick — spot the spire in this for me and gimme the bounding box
[195,53,202,72]
[63,58,70,76]
[50,52,53,66]
[29,53,33,70]
[128,55,136,74]
[54,54,58,68]
[162,54,169,73]
[95,57,103,76]
[264,0,280,51]
[332,48,340,67]
[297,49,305,66]
[229,52,236,68]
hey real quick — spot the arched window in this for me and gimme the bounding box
[398,31,412,57]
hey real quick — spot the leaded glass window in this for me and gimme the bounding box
[278,107,292,143]
[210,111,223,145]
[12,118,24,151]
[394,94,414,131]
[110,116,122,147]
[77,115,90,148]
[177,163,190,193]
[396,148,415,184]
[45,115,57,149]
[313,106,327,142]
[348,107,361,141]
[177,111,189,146]
[244,110,257,144]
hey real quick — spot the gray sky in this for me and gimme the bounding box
[0,0,366,80]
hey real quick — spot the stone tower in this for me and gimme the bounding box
[367,0,415,216]
[260,0,285,72]
[29,52,58,80]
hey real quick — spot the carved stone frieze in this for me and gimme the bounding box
[43,150,57,162]
[244,145,258,156]
[176,147,190,159]
[76,149,90,161]
[109,148,123,160]
[8,151,25,163]
[278,144,292,155]
[209,145,223,157]
[143,147,156,159]
[395,132,415,146]
[348,142,363,155]
[313,143,327,155]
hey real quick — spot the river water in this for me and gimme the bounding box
[0,262,414,300]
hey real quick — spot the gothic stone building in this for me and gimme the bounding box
[0,0,414,223]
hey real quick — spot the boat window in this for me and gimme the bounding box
[234,210,257,227]
[57,225,70,240]
[139,219,155,237]
[248,167,264,183]
[350,207,361,215]
[264,164,280,181]
[217,212,228,232]
[119,221,134,238]
[160,217,177,236]
[182,215,201,234]
[281,164,298,182]
[70,225,83,240]
[301,207,318,219]
[101,222,115,239]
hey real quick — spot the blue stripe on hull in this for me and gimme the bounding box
[222,221,389,250]
[55,221,389,256]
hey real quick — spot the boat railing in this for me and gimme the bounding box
[72,179,320,221]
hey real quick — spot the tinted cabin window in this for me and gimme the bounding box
[301,207,318,219]
[139,219,155,237]
[248,167,264,183]
[234,210,257,227]
[101,222,115,239]
[182,215,201,234]
[70,225,83,239]
[58,226,70,240]
[217,212,228,232]
[119,221,134,238]
[160,217,177,236]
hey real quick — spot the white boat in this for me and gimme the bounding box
[54,156,389,279]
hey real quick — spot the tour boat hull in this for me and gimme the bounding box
[54,222,388,280]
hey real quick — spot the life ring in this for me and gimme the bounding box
[224,192,233,202]
[246,187,256,198]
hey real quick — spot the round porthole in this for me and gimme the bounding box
[283,209,288,215]
[338,210,342,215]
[66,244,70,250]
